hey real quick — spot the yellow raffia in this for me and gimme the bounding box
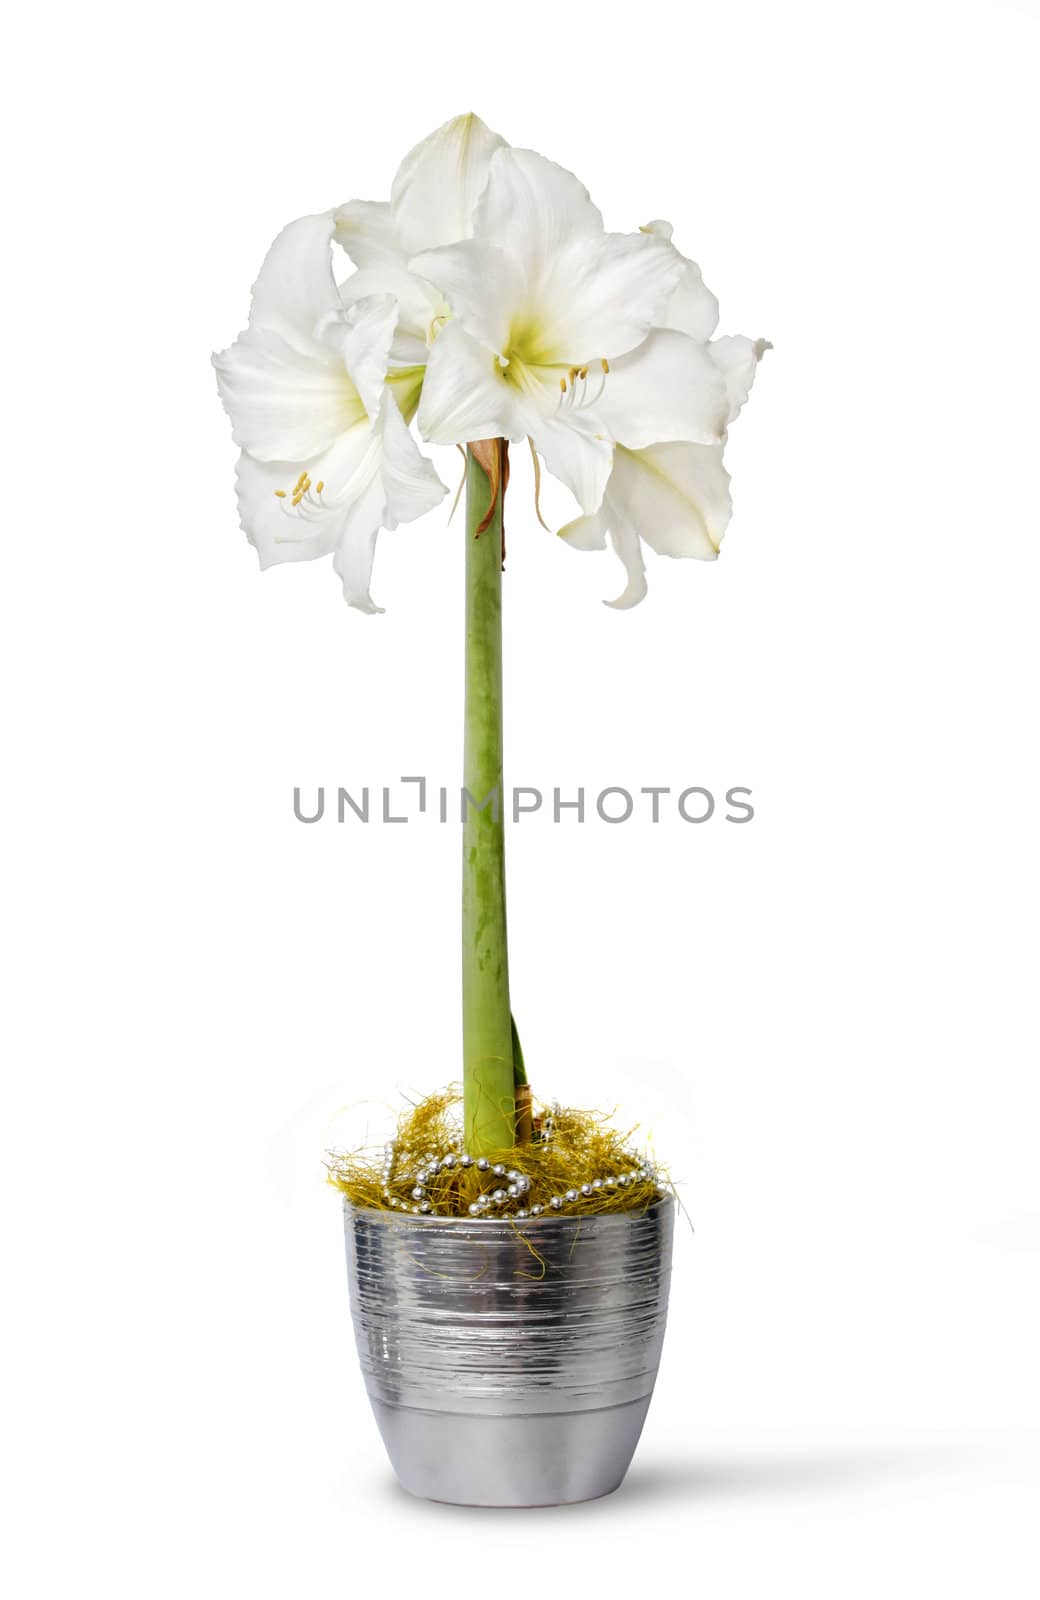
[325,1086,670,1219]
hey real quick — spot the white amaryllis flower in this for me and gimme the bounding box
[213,212,445,612]
[559,221,769,607]
[412,149,730,516]
[215,125,766,613]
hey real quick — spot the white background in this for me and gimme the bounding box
[4,0,1039,1594]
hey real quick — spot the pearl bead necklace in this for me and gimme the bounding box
[379,1141,665,1219]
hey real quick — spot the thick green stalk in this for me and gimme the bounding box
[462,447,515,1153]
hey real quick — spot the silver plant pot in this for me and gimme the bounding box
[343,1198,674,1507]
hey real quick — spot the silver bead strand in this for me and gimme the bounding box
[384,1139,660,1221]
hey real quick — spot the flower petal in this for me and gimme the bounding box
[334,200,402,273]
[603,516,649,610]
[336,293,397,418]
[338,265,445,362]
[327,395,445,610]
[662,256,720,343]
[710,335,771,424]
[391,112,508,257]
[472,148,604,280]
[534,231,682,363]
[529,416,614,516]
[558,501,647,608]
[332,472,390,614]
[557,506,608,551]
[246,212,342,355]
[643,222,721,343]
[592,329,729,449]
[416,321,517,444]
[213,326,364,462]
[376,392,447,527]
[409,241,524,355]
[609,442,731,560]
[557,441,733,606]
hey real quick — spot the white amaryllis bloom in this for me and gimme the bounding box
[213,212,445,612]
[559,221,769,607]
[215,123,766,612]
[412,149,730,516]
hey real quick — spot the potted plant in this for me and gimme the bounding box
[214,113,766,1507]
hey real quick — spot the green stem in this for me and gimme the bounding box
[462,447,515,1153]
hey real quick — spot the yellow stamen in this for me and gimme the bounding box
[275,490,287,498]
[315,481,324,494]
[559,377,567,393]
[601,358,610,374]
[579,366,588,380]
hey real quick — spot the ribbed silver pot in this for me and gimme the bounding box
[343,1198,674,1506]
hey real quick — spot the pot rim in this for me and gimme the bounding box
[341,1194,673,1228]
